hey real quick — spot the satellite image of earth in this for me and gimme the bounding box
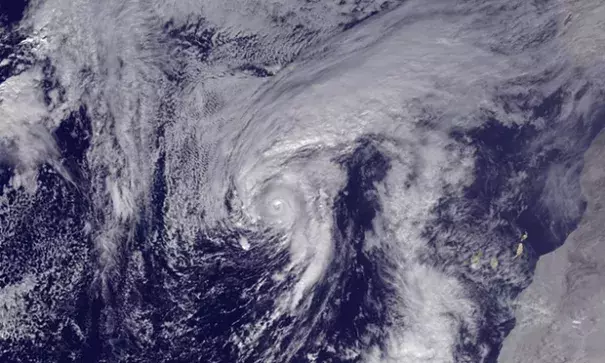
[1,0,605,362]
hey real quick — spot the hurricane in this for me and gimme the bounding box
[1,0,605,362]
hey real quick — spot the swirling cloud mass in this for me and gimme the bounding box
[1,0,604,362]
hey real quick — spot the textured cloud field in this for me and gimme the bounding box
[1,0,604,362]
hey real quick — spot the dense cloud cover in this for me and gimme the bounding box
[1,0,604,362]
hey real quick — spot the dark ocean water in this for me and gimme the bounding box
[0,1,28,27]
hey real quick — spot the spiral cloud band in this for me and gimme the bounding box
[1,0,604,362]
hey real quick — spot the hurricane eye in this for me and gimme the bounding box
[256,185,301,228]
[270,198,284,213]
